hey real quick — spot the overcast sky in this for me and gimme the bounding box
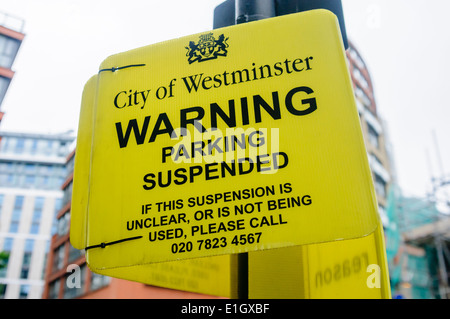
[1,0,449,204]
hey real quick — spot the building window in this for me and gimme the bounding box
[58,141,69,157]
[355,86,371,109]
[66,155,75,176]
[30,197,44,234]
[0,194,3,218]
[349,47,366,70]
[30,139,38,155]
[0,162,9,173]
[0,76,11,106]
[68,243,84,263]
[24,163,35,172]
[2,237,13,251]
[0,137,10,152]
[0,284,7,299]
[44,140,55,156]
[41,240,50,280]
[29,222,40,234]
[0,174,9,186]
[90,272,111,292]
[378,204,389,227]
[52,244,65,272]
[6,173,14,185]
[11,209,22,222]
[367,124,379,148]
[51,198,62,236]
[370,153,383,167]
[62,181,73,207]
[8,221,19,233]
[55,198,62,212]
[14,138,25,154]
[9,195,24,232]
[20,239,34,279]
[39,175,50,188]
[0,34,21,69]
[374,173,386,198]
[353,67,369,90]
[48,279,60,299]
[40,164,52,174]
[34,197,45,210]
[19,285,30,299]
[14,195,24,207]
[24,238,34,252]
[57,211,70,237]
[20,253,32,279]
[24,175,36,187]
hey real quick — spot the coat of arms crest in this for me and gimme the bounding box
[186,33,229,64]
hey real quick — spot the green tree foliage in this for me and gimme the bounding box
[0,251,9,269]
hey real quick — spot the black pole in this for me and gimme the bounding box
[237,253,249,299]
[214,0,348,49]
[235,0,276,300]
[214,0,276,300]
[235,0,276,24]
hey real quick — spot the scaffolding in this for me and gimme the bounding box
[386,179,450,299]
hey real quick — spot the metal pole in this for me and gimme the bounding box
[234,0,276,299]
[235,0,275,24]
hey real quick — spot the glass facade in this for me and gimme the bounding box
[0,33,21,69]
[20,239,34,279]
[0,134,71,190]
[0,131,74,299]
[0,76,10,107]
[8,195,23,233]
[47,279,60,299]
[0,12,24,109]
[0,136,70,157]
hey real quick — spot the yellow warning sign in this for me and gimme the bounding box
[72,10,380,271]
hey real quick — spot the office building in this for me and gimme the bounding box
[0,130,75,298]
[0,12,25,126]
[346,40,394,226]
